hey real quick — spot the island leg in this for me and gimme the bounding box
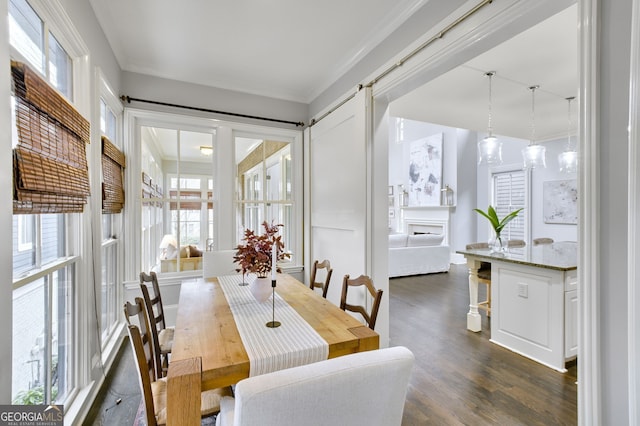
[466,258,482,332]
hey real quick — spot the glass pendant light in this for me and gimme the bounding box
[522,85,546,169]
[558,96,578,173]
[478,71,502,165]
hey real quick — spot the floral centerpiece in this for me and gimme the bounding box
[234,221,290,301]
[234,221,290,277]
[473,205,523,253]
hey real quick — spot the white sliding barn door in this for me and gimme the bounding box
[306,89,371,317]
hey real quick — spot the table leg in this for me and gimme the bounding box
[167,357,202,425]
[466,258,482,332]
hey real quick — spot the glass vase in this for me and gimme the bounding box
[489,232,507,254]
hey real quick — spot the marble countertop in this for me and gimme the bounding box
[456,241,577,271]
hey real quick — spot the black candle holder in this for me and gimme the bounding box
[239,271,248,286]
[265,279,281,328]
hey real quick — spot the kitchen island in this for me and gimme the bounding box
[457,242,577,372]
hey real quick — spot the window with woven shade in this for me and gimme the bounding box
[101,135,125,214]
[11,60,91,214]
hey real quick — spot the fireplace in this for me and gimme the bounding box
[401,206,451,246]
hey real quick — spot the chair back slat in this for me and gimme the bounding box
[140,271,167,330]
[126,323,158,426]
[309,259,333,299]
[340,274,383,330]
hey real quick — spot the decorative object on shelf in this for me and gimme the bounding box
[478,71,503,165]
[522,85,547,169]
[473,205,523,254]
[399,185,409,207]
[441,184,454,206]
[233,221,290,303]
[558,96,578,173]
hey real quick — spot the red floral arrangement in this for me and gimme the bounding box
[233,221,291,278]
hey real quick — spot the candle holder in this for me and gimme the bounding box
[266,279,281,328]
[239,270,248,286]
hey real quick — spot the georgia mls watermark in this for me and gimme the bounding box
[0,405,63,426]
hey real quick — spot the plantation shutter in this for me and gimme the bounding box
[101,135,126,213]
[492,170,526,241]
[11,60,91,214]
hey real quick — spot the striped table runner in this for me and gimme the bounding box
[217,274,329,376]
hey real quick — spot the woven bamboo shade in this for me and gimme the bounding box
[11,60,91,214]
[102,135,126,213]
[169,190,205,210]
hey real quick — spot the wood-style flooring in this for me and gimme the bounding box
[392,264,577,425]
[85,264,577,425]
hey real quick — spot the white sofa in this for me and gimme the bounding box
[388,233,450,277]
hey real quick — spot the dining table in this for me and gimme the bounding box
[165,273,380,424]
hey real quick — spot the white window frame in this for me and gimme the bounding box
[9,0,90,411]
[124,109,304,281]
[489,164,531,244]
[96,68,123,351]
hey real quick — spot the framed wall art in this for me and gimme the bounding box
[407,133,443,206]
[543,179,578,224]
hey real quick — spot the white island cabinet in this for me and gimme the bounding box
[457,242,577,372]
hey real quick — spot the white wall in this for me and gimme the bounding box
[122,71,308,130]
[388,117,578,252]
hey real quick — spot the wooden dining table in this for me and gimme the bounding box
[166,273,379,424]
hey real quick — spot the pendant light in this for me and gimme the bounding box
[558,96,578,173]
[477,71,502,165]
[522,85,546,169]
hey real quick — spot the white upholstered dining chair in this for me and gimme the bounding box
[203,249,238,278]
[215,346,414,426]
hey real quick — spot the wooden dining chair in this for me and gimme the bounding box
[309,259,333,299]
[340,274,383,330]
[124,297,162,380]
[126,322,233,426]
[466,243,492,317]
[506,239,526,248]
[533,237,554,245]
[140,271,174,376]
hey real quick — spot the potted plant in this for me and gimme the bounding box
[473,205,523,253]
[234,221,290,301]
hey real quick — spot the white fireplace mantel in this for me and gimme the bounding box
[400,205,452,246]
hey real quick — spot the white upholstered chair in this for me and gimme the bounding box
[203,249,238,278]
[215,346,414,426]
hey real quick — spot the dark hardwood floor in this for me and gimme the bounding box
[86,264,577,425]
[391,264,577,425]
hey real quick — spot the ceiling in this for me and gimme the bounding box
[90,1,577,142]
[391,4,578,142]
[89,0,429,104]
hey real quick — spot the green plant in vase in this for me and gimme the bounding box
[473,205,523,253]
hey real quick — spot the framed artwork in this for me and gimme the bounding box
[388,185,394,195]
[407,133,443,206]
[388,196,394,207]
[543,179,578,224]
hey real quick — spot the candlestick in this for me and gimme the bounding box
[271,241,277,280]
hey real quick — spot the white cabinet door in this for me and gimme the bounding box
[565,288,578,358]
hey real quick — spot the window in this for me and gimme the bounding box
[132,110,302,278]
[491,168,527,241]
[99,88,122,345]
[10,0,79,406]
[140,126,215,274]
[235,136,294,257]
[9,0,72,99]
